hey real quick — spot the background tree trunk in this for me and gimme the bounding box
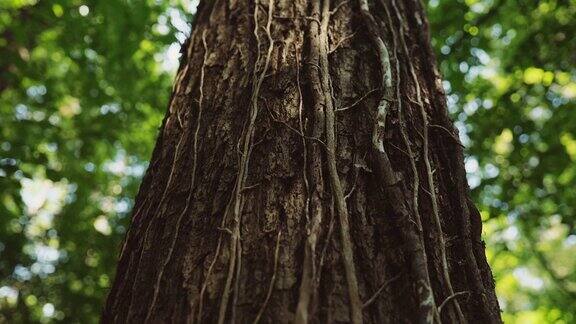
[103,0,501,323]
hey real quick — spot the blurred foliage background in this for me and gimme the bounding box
[0,0,574,322]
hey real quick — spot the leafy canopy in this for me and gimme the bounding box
[1,0,193,321]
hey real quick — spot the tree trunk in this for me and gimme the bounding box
[102,0,501,323]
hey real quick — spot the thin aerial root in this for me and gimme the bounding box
[197,193,236,323]
[328,32,356,54]
[320,1,363,323]
[241,182,261,193]
[118,195,150,259]
[296,1,356,322]
[117,30,199,318]
[344,167,359,201]
[381,0,425,234]
[336,88,380,112]
[217,226,234,235]
[231,239,243,324]
[429,124,465,148]
[196,235,223,323]
[154,129,188,213]
[438,291,470,316]
[330,0,350,16]
[266,106,328,145]
[266,103,305,137]
[253,230,282,324]
[358,0,392,154]
[390,0,465,321]
[218,1,275,323]
[217,227,239,324]
[360,0,439,322]
[388,142,411,159]
[295,43,311,224]
[124,126,188,318]
[144,29,210,323]
[362,274,401,308]
[318,199,336,279]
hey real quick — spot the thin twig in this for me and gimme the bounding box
[430,124,465,148]
[253,231,282,324]
[321,1,363,322]
[388,142,411,158]
[295,43,310,225]
[197,193,235,322]
[329,32,356,54]
[330,0,350,15]
[362,274,402,308]
[336,88,380,112]
[390,0,465,321]
[144,29,211,322]
[344,167,359,200]
[218,1,276,323]
[438,291,470,315]
[361,0,440,322]
[241,182,261,193]
[318,200,336,276]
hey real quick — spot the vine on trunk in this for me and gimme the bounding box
[102,1,502,322]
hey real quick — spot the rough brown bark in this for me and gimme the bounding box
[102,0,502,323]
